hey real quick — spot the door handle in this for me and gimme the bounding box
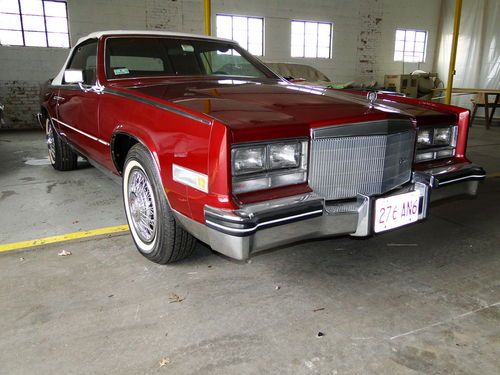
[52,95,65,102]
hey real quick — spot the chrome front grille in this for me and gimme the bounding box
[309,125,415,200]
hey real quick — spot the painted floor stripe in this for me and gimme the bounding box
[0,225,129,253]
[1,170,499,254]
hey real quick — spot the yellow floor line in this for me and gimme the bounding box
[1,171,499,253]
[0,225,129,253]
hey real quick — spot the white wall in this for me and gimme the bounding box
[0,0,442,128]
[214,0,442,84]
[377,0,441,81]
[435,0,500,116]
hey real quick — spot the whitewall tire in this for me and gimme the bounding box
[122,144,196,264]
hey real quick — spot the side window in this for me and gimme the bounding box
[105,37,174,78]
[66,40,98,85]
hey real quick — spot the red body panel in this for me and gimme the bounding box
[40,34,473,225]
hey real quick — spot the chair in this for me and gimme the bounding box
[471,93,500,129]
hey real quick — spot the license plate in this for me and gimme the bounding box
[374,191,421,233]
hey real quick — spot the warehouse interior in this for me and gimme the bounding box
[0,0,499,374]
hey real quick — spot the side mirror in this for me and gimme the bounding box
[64,69,84,84]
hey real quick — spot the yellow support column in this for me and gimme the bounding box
[445,0,463,105]
[204,0,211,36]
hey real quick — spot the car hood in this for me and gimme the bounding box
[127,79,454,131]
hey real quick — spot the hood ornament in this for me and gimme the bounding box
[366,91,377,108]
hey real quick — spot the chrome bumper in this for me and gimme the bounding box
[174,163,485,260]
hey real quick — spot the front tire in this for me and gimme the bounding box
[46,117,78,171]
[123,144,196,264]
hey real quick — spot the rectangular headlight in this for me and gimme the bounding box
[415,125,458,163]
[417,129,432,146]
[232,146,266,175]
[269,142,300,169]
[232,139,308,194]
[433,127,452,145]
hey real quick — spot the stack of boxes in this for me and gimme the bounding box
[384,74,419,97]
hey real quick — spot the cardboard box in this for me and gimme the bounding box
[384,74,419,98]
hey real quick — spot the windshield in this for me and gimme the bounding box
[105,37,274,80]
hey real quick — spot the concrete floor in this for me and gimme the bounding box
[0,123,499,374]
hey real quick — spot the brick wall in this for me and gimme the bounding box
[146,0,182,30]
[356,0,383,78]
[0,0,441,129]
[0,81,42,129]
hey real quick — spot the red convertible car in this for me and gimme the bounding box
[38,31,485,264]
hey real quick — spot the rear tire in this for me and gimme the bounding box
[46,117,78,171]
[123,144,196,264]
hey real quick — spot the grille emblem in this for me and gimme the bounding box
[399,157,407,166]
[367,91,377,108]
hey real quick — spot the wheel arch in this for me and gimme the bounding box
[40,105,49,119]
[110,131,141,175]
[110,129,166,195]
[112,129,181,213]
[41,108,61,136]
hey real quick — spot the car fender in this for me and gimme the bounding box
[109,125,191,216]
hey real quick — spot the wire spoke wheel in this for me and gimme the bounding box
[122,144,196,264]
[46,119,56,164]
[44,116,77,171]
[127,168,157,246]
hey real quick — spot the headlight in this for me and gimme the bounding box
[417,129,432,146]
[232,140,308,194]
[232,146,266,175]
[433,127,452,145]
[269,143,300,169]
[415,125,457,163]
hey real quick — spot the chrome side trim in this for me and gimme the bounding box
[52,118,110,146]
[430,180,479,202]
[415,163,486,188]
[438,175,486,186]
[103,88,212,125]
[205,193,325,236]
[205,209,324,235]
[49,84,80,90]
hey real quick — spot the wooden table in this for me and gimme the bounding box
[433,88,500,129]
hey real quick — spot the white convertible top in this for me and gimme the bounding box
[75,30,231,45]
[52,30,234,85]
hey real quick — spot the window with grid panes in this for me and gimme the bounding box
[0,0,70,48]
[394,29,427,63]
[291,20,332,58]
[216,14,263,56]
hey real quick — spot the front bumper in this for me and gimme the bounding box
[174,163,485,260]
